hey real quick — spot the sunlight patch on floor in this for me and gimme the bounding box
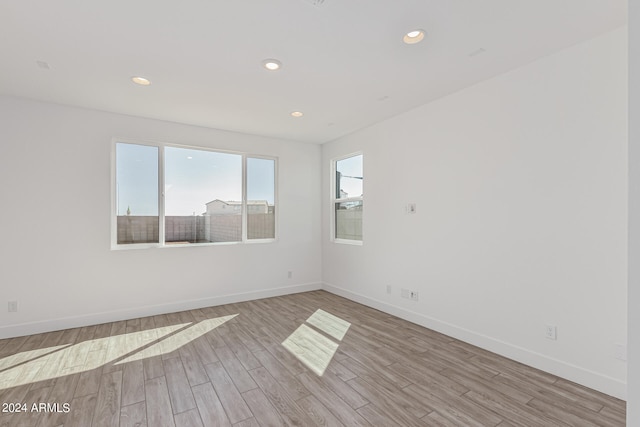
[116,315,237,364]
[0,344,72,372]
[306,309,351,341]
[282,324,338,376]
[282,309,351,376]
[0,314,237,390]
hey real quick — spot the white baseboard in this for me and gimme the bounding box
[0,282,322,340]
[2,281,626,400]
[322,282,627,400]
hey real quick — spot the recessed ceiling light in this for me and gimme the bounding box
[403,29,426,45]
[131,76,151,86]
[291,111,304,118]
[262,59,282,71]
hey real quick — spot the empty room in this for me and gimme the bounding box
[1,1,638,426]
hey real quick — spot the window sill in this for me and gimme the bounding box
[111,239,276,250]
[333,238,363,246]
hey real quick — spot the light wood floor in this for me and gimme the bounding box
[0,290,625,426]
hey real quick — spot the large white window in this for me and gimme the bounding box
[332,153,363,243]
[113,140,277,248]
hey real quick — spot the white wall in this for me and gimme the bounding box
[322,28,628,398]
[0,96,322,338]
[628,1,639,423]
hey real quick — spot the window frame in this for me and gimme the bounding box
[331,152,363,245]
[111,137,278,250]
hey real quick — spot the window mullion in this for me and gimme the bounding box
[158,145,166,246]
[242,154,248,242]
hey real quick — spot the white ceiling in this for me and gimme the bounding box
[0,1,627,144]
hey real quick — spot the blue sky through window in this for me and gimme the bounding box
[116,143,275,216]
[116,143,158,216]
[165,147,242,216]
[336,154,363,199]
[247,157,275,205]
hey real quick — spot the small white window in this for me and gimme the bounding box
[332,153,363,243]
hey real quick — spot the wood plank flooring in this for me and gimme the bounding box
[0,290,626,426]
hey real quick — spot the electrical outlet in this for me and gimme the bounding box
[401,289,418,301]
[545,325,557,340]
[287,271,293,279]
[8,301,18,313]
[614,343,627,361]
[386,285,392,294]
